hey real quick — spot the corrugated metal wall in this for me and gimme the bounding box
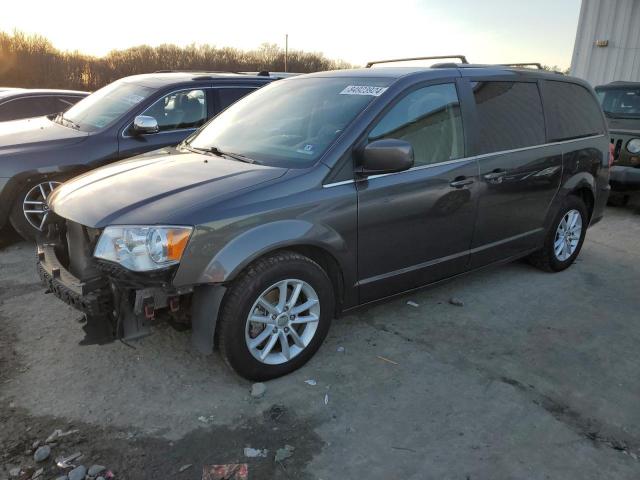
[570,0,640,86]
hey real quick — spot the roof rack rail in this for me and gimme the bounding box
[499,63,544,69]
[365,55,468,68]
[152,69,244,74]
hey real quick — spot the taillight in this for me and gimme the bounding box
[609,142,615,167]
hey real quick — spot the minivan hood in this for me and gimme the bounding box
[0,116,88,154]
[49,147,288,228]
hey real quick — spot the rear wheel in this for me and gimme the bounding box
[9,179,64,241]
[528,195,588,272]
[217,251,334,381]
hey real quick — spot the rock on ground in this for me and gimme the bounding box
[67,465,86,480]
[250,383,266,398]
[33,445,50,462]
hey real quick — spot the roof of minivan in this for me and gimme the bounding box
[303,65,571,81]
[121,71,274,88]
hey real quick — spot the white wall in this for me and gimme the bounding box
[570,0,640,86]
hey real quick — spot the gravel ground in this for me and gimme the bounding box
[1,200,640,479]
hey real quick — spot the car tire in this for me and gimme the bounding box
[216,251,334,381]
[9,178,65,241]
[528,195,588,272]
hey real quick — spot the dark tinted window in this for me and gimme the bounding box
[543,81,605,141]
[0,96,56,121]
[472,81,545,154]
[369,83,464,166]
[217,88,257,111]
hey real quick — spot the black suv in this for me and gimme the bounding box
[595,81,640,205]
[38,57,610,380]
[0,72,277,239]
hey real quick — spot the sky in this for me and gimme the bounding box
[1,0,582,69]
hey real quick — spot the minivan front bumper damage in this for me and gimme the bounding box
[35,219,206,342]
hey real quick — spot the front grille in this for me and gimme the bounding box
[612,137,623,162]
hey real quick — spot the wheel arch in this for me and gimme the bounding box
[180,219,352,314]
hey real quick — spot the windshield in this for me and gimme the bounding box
[596,87,640,119]
[188,77,392,167]
[60,81,154,132]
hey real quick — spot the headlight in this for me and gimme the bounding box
[94,225,193,271]
[627,138,640,154]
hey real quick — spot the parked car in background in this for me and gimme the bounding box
[0,72,278,239]
[0,88,88,122]
[595,81,640,205]
[37,58,610,380]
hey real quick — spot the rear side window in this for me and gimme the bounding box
[542,81,605,141]
[217,88,257,111]
[472,81,545,154]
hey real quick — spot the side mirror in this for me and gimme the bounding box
[357,139,414,176]
[132,115,159,135]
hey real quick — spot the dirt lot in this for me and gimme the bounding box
[1,201,640,480]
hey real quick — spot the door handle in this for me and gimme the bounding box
[449,176,474,188]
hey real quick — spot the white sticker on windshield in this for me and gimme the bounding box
[122,94,145,105]
[340,85,388,96]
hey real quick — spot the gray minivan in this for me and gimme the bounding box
[37,57,610,380]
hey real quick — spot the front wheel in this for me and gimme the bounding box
[9,179,64,241]
[528,195,588,272]
[216,251,334,381]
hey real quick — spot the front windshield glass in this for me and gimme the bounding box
[188,77,393,167]
[61,81,154,132]
[596,87,640,119]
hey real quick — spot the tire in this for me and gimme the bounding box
[528,195,588,272]
[217,251,334,381]
[9,178,65,241]
[607,193,630,207]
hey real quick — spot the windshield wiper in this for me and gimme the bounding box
[184,141,259,164]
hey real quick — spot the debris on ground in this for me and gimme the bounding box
[324,394,329,405]
[178,464,192,472]
[274,445,295,463]
[250,382,266,398]
[406,301,419,307]
[266,404,286,422]
[33,445,51,462]
[376,355,399,365]
[198,415,215,424]
[304,379,317,386]
[46,429,79,444]
[56,452,82,469]
[202,464,248,480]
[336,346,345,353]
[31,467,44,478]
[9,467,21,477]
[449,297,464,307]
[67,465,86,480]
[88,464,106,476]
[243,447,268,458]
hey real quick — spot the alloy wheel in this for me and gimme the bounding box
[22,181,62,231]
[554,209,582,261]
[245,279,320,365]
